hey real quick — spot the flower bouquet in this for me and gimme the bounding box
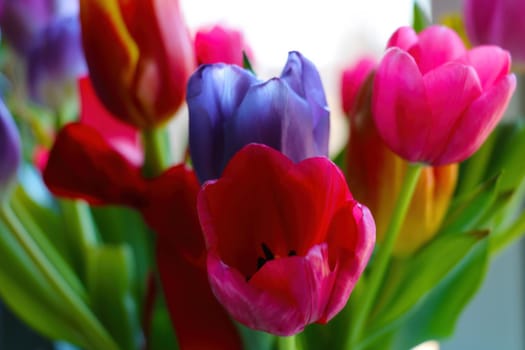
[0,1,524,349]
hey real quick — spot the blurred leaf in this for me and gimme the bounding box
[236,324,274,350]
[491,208,525,254]
[149,296,180,350]
[369,230,488,330]
[86,244,140,350]
[331,146,347,173]
[440,175,500,235]
[243,51,255,75]
[412,1,430,32]
[0,221,91,347]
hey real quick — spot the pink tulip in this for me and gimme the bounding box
[194,24,253,66]
[340,57,376,116]
[372,25,516,165]
[464,0,525,65]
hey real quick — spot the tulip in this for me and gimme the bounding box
[27,16,87,109]
[0,0,78,54]
[340,57,376,116]
[195,24,254,66]
[43,123,243,350]
[79,0,195,129]
[464,0,525,65]
[188,51,330,183]
[0,99,21,200]
[343,62,457,256]
[372,25,516,165]
[198,144,375,336]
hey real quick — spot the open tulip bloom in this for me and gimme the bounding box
[1,5,525,350]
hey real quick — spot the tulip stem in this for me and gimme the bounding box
[347,163,423,348]
[277,335,297,350]
[0,202,119,350]
[143,126,171,177]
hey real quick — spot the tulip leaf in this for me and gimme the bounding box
[236,323,275,350]
[149,297,180,350]
[369,230,488,331]
[412,1,430,32]
[491,208,525,254]
[440,174,500,235]
[243,51,255,74]
[86,244,140,350]
[0,221,91,348]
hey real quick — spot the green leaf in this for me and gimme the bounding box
[86,244,140,350]
[236,323,275,350]
[385,237,489,350]
[243,51,255,74]
[149,297,180,350]
[412,1,430,32]
[440,175,500,235]
[369,230,488,330]
[0,221,91,347]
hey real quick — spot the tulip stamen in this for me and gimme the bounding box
[261,243,274,260]
[288,250,297,256]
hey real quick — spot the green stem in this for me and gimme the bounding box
[277,335,297,350]
[347,163,423,348]
[142,126,171,177]
[0,203,118,350]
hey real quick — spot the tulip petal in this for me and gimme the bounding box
[43,123,146,206]
[408,26,466,74]
[387,26,419,50]
[372,48,430,161]
[226,79,319,165]
[462,46,511,90]
[340,57,376,116]
[78,76,143,166]
[188,64,258,182]
[280,51,330,156]
[421,62,482,163]
[152,166,243,350]
[435,74,516,164]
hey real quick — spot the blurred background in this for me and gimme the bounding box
[0,0,524,349]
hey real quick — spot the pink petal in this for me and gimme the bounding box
[408,25,466,74]
[435,74,516,165]
[462,46,511,90]
[421,62,482,163]
[387,26,418,50]
[340,57,377,116]
[372,48,430,162]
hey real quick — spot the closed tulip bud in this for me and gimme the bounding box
[195,24,254,66]
[373,25,515,165]
[79,0,195,129]
[188,51,329,183]
[344,61,457,256]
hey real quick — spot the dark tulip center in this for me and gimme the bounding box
[246,243,297,281]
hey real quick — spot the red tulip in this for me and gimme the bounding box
[198,144,375,336]
[43,123,243,350]
[79,0,195,128]
[194,24,254,66]
[373,25,516,165]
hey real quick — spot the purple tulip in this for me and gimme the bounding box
[464,0,525,65]
[0,0,77,55]
[26,16,86,109]
[187,51,330,183]
[0,98,21,199]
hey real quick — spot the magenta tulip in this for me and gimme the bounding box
[198,144,375,336]
[372,25,516,165]
[340,57,376,116]
[464,0,525,65]
[195,24,254,66]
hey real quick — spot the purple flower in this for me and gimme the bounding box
[0,0,77,55]
[187,51,330,183]
[26,16,86,109]
[0,98,21,199]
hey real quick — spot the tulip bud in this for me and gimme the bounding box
[344,61,457,256]
[79,0,195,129]
[372,25,515,165]
[0,99,21,201]
[464,0,525,66]
[340,57,376,116]
[187,51,329,183]
[195,24,254,67]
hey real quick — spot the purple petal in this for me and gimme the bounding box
[0,99,21,198]
[188,64,257,182]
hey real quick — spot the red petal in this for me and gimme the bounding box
[78,76,143,166]
[150,165,243,350]
[43,122,146,206]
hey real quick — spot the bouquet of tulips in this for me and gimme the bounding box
[0,1,523,349]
